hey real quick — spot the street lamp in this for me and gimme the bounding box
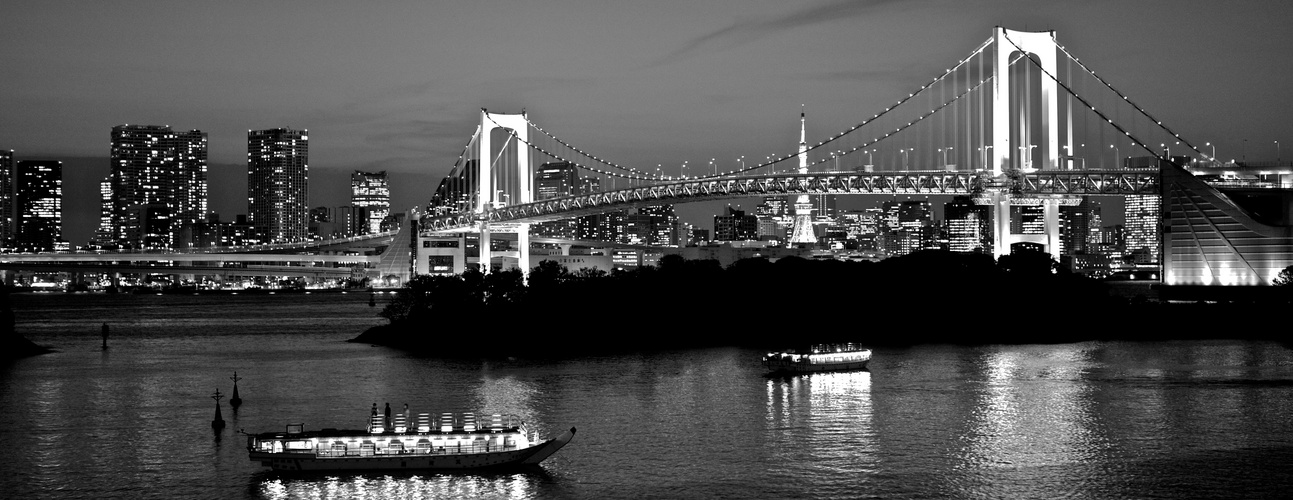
[1277,141,1281,163]
[1110,144,1120,168]
[710,158,716,176]
[901,148,912,169]
[1243,139,1248,162]
[1206,142,1216,163]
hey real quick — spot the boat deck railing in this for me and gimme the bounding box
[311,442,521,458]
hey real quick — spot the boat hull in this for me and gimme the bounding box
[250,428,575,472]
[764,359,869,374]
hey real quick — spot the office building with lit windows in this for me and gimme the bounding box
[14,160,62,252]
[247,128,309,243]
[107,125,208,249]
[944,196,990,253]
[0,150,13,244]
[1124,194,1161,264]
[351,170,389,235]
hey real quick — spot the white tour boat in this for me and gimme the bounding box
[247,410,575,471]
[763,343,872,374]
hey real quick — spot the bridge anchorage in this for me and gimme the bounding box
[415,27,1290,288]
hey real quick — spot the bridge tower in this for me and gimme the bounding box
[789,107,817,245]
[985,27,1070,259]
[476,109,532,274]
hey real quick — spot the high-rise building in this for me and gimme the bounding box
[247,128,309,243]
[0,150,13,244]
[1124,194,1161,264]
[944,196,991,253]
[14,160,62,252]
[172,130,209,230]
[535,162,579,200]
[533,162,581,239]
[1059,197,1093,256]
[1010,205,1045,235]
[714,206,758,241]
[108,125,208,249]
[351,171,389,234]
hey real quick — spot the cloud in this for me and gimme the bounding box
[652,0,917,66]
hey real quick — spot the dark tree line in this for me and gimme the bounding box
[357,249,1256,354]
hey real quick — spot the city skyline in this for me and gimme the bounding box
[3,1,1291,245]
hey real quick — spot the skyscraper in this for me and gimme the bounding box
[248,128,309,243]
[1124,194,1161,264]
[0,150,13,244]
[14,160,62,252]
[944,196,991,253]
[351,171,389,234]
[172,130,209,230]
[534,162,580,239]
[108,125,208,249]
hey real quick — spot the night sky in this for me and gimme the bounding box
[3,0,1291,245]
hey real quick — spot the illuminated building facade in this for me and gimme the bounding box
[172,130,209,231]
[1124,194,1161,264]
[14,160,62,252]
[351,171,389,235]
[881,200,934,256]
[106,125,208,249]
[1162,162,1293,286]
[534,162,580,239]
[714,207,758,241]
[247,128,309,243]
[944,196,991,253]
[0,150,12,245]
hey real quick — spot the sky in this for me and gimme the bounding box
[3,0,1291,245]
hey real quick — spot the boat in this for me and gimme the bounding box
[763,343,871,374]
[247,410,575,471]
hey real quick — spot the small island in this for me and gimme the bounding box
[353,251,1293,355]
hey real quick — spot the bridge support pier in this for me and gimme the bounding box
[480,225,492,273]
[517,223,531,279]
[991,191,1011,260]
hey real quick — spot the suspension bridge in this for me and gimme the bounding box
[417,27,1293,287]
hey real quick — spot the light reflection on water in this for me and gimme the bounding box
[257,471,542,500]
[3,294,1293,498]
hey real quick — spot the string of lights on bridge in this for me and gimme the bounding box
[497,37,1003,183]
[475,32,1208,193]
[998,30,1204,165]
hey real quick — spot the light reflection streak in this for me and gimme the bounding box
[258,472,539,499]
[473,375,538,434]
[765,370,875,483]
[957,344,1111,496]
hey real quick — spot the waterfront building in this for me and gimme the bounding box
[351,171,389,235]
[1011,205,1045,236]
[0,150,13,244]
[247,128,309,243]
[14,160,62,252]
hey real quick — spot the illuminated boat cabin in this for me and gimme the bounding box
[763,342,872,373]
[248,412,533,459]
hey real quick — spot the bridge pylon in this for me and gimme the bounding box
[476,109,533,275]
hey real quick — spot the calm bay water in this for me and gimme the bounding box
[2,292,1291,499]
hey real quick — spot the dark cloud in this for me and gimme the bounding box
[652,0,919,66]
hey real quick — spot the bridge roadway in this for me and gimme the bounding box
[0,252,376,279]
[422,168,1161,232]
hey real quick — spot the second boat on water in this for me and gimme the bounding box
[763,343,871,374]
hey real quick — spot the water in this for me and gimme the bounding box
[2,292,1291,499]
